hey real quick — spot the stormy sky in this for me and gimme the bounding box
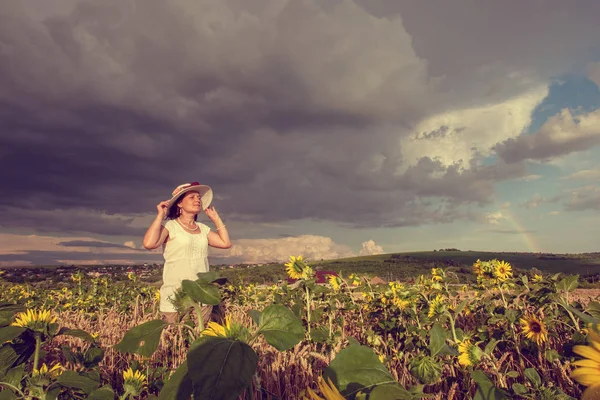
[2,0,600,266]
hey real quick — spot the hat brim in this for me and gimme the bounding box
[167,185,213,210]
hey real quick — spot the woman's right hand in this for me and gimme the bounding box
[156,201,170,219]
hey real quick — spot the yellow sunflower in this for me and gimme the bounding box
[520,315,548,345]
[472,259,483,276]
[428,294,445,318]
[431,268,444,282]
[393,298,410,310]
[33,363,63,378]
[304,376,345,400]
[348,273,361,286]
[123,367,146,395]
[285,255,310,279]
[328,274,342,291]
[494,261,513,282]
[201,315,249,342]
[201,316,231,338]
[457,339,482,367]
[11,309,56,332]
[571,325,600,400]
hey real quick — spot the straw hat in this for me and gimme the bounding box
[167,182,213,210]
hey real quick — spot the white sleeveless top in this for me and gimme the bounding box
[159,219,211,312]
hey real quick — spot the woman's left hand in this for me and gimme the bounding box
[204,206,220,222]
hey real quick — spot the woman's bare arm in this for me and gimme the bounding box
[205,206,231,249]
[143,201,170,249]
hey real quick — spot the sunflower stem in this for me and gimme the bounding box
[447,312,458,343]
[498,286,508,309]
[33,333,42,373]
[193,304,205,334]
[305,286,311,335]
[0,382,25,397]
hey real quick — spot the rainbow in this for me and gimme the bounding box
[498,206,541,253]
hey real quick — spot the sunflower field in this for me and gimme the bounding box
[0,257,599,399]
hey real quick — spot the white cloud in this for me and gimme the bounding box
[484,211,505,225]
[564,185,600,211]
[400,86,547,171]
[222,235,354,264]
[547,211,560,216]
[521,194,546,209]
[358,240,384,256]
[516,174,542,182]
[495,108,600,163]
[563,169,600,181]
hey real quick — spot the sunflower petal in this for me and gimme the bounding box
[573,359,600,368]
[571,368,600,386]
[574,345,600,364]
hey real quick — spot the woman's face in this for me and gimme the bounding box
[178,191,203,214]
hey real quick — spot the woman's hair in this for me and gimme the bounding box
[167,192,199,221]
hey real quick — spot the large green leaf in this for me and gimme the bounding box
[181,280,221,306]
[428,323,456,357]
[248,310,261,326]
[367,384,413,400]
[187,337,258,400]
[309,327,329,343]
[88,386,115,400]
[0,312,16,328]
[113,319,167,357]
[83,346,104,368]
[196,271,227,285]
[0,304,24,313]
[2,364,24,388]
[324,344,395,395]
[57,370,100,394]
[471,370,510,400]
[0,327,25,344]
[523,368,541,389]
[57,328,96,342]
[586,301,600,319]
[0,390,18,400]
[0,346,18,375]
[257,304,304,351]
[555,275,578,293]
[158,362,193,400]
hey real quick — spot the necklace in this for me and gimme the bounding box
[177,218,198,231]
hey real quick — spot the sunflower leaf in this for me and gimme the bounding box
[323,343,395,395]
[187,338,258,400]
[257,304,304,351]
[113,319,167,357]
[181,280,221,306]
[471,370,511,400]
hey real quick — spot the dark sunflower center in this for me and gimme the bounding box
[530,322,542,333]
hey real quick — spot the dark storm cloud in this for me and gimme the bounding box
[2,0,599,238]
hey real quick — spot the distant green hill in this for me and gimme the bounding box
[215,250,600,286]
[316,250,600,283]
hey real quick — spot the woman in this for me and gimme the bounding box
[142,182,231,323]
